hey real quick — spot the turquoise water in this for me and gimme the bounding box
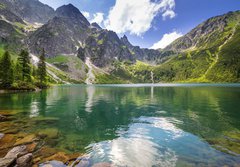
[0,84,240,166]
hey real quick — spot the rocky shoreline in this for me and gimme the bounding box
[0,110,114,167]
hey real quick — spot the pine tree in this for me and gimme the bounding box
[18,50,31,82]
[0,51,13,88]
[37,49,47,87]
[14,61,22,81]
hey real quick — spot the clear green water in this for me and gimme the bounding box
[1,84,240,166]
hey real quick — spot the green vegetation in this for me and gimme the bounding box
[47,55,69,63]
[37,49,47,88]
[0,49,49,91]
[0,51,13,88]
[95,73,127,84]
[0,3,6,9]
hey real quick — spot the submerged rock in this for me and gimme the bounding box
[37,128,59,139]
[16,153,33,167]
[0,134,17,150]
[14,134,38,146]
[32,117,59,124]
[45,152,69,164]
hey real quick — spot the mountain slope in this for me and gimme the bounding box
[0,0,239,84]
[0,0,55,24]
[154,11,240,82]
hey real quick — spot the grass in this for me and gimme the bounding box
[47,55,69,63]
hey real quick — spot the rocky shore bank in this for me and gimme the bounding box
[0,111,109,167]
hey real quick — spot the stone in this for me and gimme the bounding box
[73,157,90,167]
[34,146,58,161]
[0,133,4,139]
[92,162,112,167]
[14,134,38,146]
[39,160,66,167]
[26,143,38,152]
[67,153,82,162]
[5,145,28,159]
[45,152,69,164]
[32,117,59,124]
[37,128,59,139]
[0,114,7,121]
[0,134,17,149]
[0,157,15,167]
[16,153,33,167]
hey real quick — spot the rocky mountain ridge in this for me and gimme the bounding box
[0,0,239,83]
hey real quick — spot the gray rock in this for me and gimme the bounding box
[16,153,33,167]
[39,160,66,167]
[0,114,7,121]
[0,133,4,139]
[5,145,28,159]
[0,157,15,167]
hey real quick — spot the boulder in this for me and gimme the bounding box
[0,157,15,167]
[5,145,27,159]
[16,153,33,167]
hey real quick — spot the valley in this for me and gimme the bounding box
[0,0,239,85]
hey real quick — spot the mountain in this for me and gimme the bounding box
[154,11,240,82]
[0,0,239,84]
[0,0,55,24]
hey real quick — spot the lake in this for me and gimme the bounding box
[0,84,240,166]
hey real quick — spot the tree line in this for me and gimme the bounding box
[0,49,47,90]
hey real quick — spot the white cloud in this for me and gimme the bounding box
[151,31,182,49]
[162,10,176,20]
[82,11,90,19]
[104,0,176,36]
[90,12,104,26]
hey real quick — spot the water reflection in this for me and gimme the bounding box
[1,84,240,166]
[85,86,95,113]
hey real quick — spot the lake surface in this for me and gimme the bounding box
[1,84,240,166]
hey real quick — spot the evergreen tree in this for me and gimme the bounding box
[18,50,31,82]
[0,51,13,88]
[37,49,47,87]
[14,61,22,81]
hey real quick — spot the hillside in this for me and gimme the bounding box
[155,11,240,83]
[0,0,239,84]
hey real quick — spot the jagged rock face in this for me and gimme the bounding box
[165,11,239,51]
[91,22,102,30]
[0,20,25,48]
[28,16,89,57]
[0,0,55,24]
[28,4,92,57]
[0,9,25,24]
[56,4,90,27]
[120,35,171,64]
[84,30,135,67]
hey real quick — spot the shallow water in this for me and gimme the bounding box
[1,84,240,166]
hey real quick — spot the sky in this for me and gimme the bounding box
[39,0,240,49]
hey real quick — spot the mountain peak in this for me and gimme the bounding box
[56,4,90,26]
[91,22,102,30]
[121,35,132,47]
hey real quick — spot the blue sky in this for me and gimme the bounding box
[39,0,240,49]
